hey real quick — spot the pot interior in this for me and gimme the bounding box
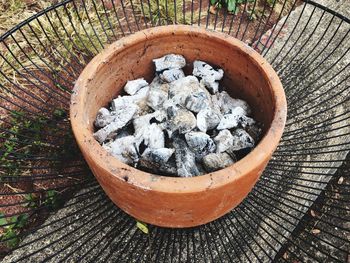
[82,31,276,141]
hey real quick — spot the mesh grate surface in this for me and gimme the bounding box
[0,0,349,262]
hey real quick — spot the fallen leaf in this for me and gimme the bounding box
[338,176,344,184]
[310,210,316,217]
[24,0,36,7]
[311,229,321,234]
[136,221,149,234]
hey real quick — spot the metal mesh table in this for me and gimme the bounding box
[0,0,349,262]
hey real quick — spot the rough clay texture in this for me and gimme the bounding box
[4,1,349,262]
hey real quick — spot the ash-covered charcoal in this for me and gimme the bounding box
[217,106,247,130]
[200,78,220,94]
[147,81,169,110]
[185,94,208,114]
[133,110,166,133]
[193,60,224,82]
[202,152,235,172]
[139,148,177,175]
[94,107,114,128]
[153,54,186,72]
[214,128,255,154]
[168,76,201,106]
[112,86,150,115]
[185,131,216,160]
[142,148,174,163]
[124,78,148,95]
[184,87,211,113]
[245,123,262,142]
[168,108,197,135]
[103,136,139,165]
[149,75,164,88]
[217,91,251,115]
[214,129,234,153]
[173,136,200,177]
[139,158,177,176]
[196,108,222,132]
[115,124,134,140]
[159,68,185,83]
[210,94,223,113]
[163,100,180,119]
[93,103,139,143]
[231,128,255,151]
[135,123,165,150]
[193,60,223,94]
[94,55,260,177]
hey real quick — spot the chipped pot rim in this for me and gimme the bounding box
[70,25,287,194]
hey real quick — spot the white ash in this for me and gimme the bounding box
[124,78,148,95]
[142,148,174,163]
[153,54,186,72]
[103,136,139,165]
[217,107,255,130]
[133,110,166,133]
[193,60,224,94]
[93,103,139,143]
[196,108,222,133]
[159,69,185,83]
[214,128,255,154]
[200,78,220,94]
[111,85,150,115]
[139,148,177,176]
[193,60,224,82]
[147,83,169,111]
[231,128,255,151]
[94,107,114,128]
[173,137,200,177]
[214,129,235,153]
[168,76,201,107]
[184,87,211,113]
[202,153,235,173]
[185,131,216,161]
[135,123,165,150]
[93,54,261,177]
[216,91,251,115]
[168,108,197,135]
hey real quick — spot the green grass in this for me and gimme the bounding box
[0,109,78,177]
[135,0,203,25]
[0,189,63,248]
[0,0,122,99]
[0,212,29,248]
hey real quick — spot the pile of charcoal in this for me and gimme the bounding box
[93,54,261,177]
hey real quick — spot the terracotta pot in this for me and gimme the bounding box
[70,25,287,228]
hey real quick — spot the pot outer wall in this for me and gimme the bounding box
[70,25,287,228]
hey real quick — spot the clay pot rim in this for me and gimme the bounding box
[70,25,287,194]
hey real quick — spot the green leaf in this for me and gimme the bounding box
[210,0,218,5]
[2,230,19,248]
[46,190,55,198]
[10,216,18,224]
[53,108,66,119]
[136,221,149,234]
[24,193,34,201]
[227,0,236,12]
[10,110,24,119]
[0,212,7,227]
[14,214,28,228]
